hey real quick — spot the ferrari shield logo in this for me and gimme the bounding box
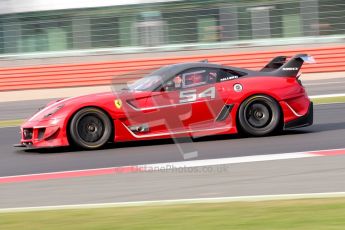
[114,99,122,109]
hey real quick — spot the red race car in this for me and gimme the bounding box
[16,54,314,149]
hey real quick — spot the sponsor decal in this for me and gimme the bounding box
[282,67,298,71]
[114,99,122,109]
[220,76,238,81]
[179,87,216,103]
[233,83,243,92]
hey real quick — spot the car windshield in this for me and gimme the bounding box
[126,75,162,91]
[123,66,172,91]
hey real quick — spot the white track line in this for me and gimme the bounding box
[138,148,344,171]
[139,151,317,171]
[1,192,345,213]
[1,148,345,184]
[0,150,322,180]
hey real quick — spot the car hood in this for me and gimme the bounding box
[27,90,148,122]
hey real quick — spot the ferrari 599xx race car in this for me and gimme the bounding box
[16,54,314,149]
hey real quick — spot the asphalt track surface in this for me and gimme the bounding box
[0,79,344,208]
[1,154,345,209]
[0,102,344,176]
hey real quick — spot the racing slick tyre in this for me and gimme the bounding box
[238,95,281,136]
[69,107,112,149]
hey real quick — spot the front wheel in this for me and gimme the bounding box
[69,107,112,149]
[238,95,281,136]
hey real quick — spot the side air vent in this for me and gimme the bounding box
[216,104,234,122]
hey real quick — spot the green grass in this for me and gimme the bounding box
[311,96,345,105]
[0,119,23,128]
[1,198,345,230]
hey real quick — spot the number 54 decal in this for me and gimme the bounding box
[179,87,216,103]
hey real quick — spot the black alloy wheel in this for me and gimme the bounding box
[69,107,112,149]
[238,95,282,136]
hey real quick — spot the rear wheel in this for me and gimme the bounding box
[69,107,112,149]
[238,95,281,136]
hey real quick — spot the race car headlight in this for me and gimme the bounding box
[44,105,64,118]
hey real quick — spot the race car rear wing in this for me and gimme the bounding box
[261,54,315,77]
[260,56,287,72]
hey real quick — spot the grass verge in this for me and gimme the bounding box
[311,96,345,104]
[0,119,23,128]
[1,198,345,230]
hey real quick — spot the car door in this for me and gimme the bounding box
[123,81,192,136]
[177,68,229,132]
[148,67,229,134]
[124,67,231,137]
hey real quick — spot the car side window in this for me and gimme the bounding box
[182,69,208,88]
[162,68,219,92]
[167,68,218,90]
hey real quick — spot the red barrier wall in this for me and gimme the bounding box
[1,46,345,91]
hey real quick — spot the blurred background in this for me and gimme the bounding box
[0,0,344,58]
[0,0,345,91]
